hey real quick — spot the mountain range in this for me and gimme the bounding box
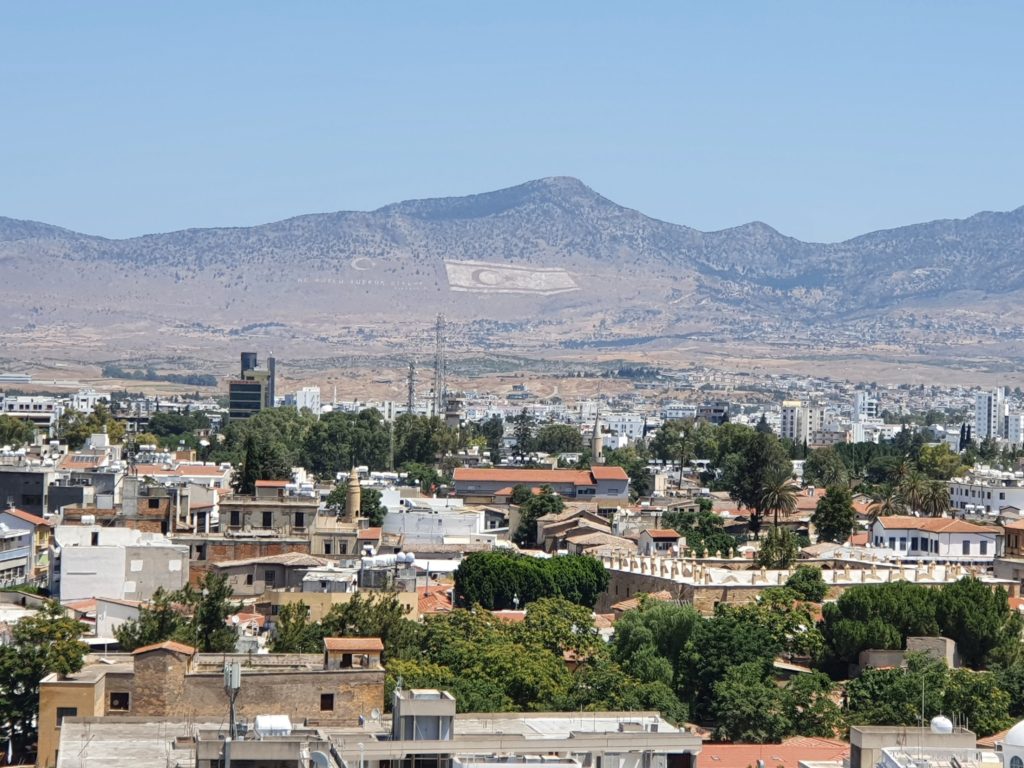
[1,177,1023,366]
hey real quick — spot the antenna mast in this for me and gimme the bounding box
[432,315,446,417]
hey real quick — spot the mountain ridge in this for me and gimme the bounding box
[1,177,1023,361]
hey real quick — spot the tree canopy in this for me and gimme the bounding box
[454,551,608,609]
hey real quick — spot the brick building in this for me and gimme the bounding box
[37,637,384,767]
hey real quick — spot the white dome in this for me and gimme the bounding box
[930,715,953,734]
[1004,719,1024,747]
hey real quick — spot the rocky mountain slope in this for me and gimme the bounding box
[1,177,1022,359]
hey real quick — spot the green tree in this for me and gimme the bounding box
[182,573,239,652]
[760,466,800,527]
[869,484,906,519]
[821,581,939,664]
[0,601,87,756]
[680,605,781,719]
[114,587,186,651]
[936,578,1021,668]
[803,447,849,488]
[786,566,828,602]
[509,484,533,506]
[401,461,442,494]
[0,414,35,447]
[757,525,799,568]
[269,601,321,653]
[454,551,607,609]
[711,660,791,742]
[898,470,930,514]
[320,592,421,661]
[612,599,699,687]
[811,485,857,543]
[58,403,124,448]
[563,652,688,724]
[301,408,390,477]
[512,409,535,457]
[784,672,845,737]
[234,432,291,494]
[921,479,951,517]
[534,423,584,455]
[514,485,565,545]
[723,431,792,535]
[917,443,967,481]
[518,597,601,655]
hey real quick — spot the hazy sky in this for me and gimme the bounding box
[3,2,1023,241]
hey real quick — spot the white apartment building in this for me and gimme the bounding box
[293,386,321,414]
[0,395,63,435]
[975,387,1008,440]
[663,403,697,421]
[853,391,879,422]
[603,413,646,441]
[780,400,825,444]
[1008,413,1024,447]
[50,525,190,602]
[948,466,1024,515]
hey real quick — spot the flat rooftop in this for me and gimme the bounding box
[57,719,221,768]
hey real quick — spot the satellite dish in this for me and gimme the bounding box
[371,708,381,721]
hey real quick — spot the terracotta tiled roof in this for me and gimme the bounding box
[491,610,527,623]
[132,640,196,656]
[356,527,383,540]
[323,637,384,652]
[255,480,290,487]
[643,529,681,539]
[418,585,453,615]
[590,466,630,481]
[875,515,996,534]
[1,506,52,527]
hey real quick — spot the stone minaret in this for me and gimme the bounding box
[345,467,362,521]
[591,410,604,465]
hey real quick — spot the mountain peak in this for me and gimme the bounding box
[375,176,610,222]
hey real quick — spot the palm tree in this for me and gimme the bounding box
[869,484,906,521]
[899,470,929,514]
[921,480,951,517]
[760,467,800,527]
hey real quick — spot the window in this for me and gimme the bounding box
[295,512,304,528]
[963,540,971,555]
[91,532,99,546]
[108,692,130,711]
[911,537,919,551]
[981,541,989,555]
[230,510,240,527]
[265,570,276,586]
[899,537,907,550]
[932,540,938,553]
[320,693,335,712]
[245,574,254,585]
[262,511,273,528]
[195,544,207,561]
[1001,492,1006,500]
[148,498,161,509]
[324,541,332,555]
[1011,757,1023,768]
[56,707,78,726]
[888,537,896,550]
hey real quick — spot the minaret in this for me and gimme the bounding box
[591,409,604,464]
[345,467,362,522]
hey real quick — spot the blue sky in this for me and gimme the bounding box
[2,2,1022,241]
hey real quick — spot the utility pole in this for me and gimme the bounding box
[407,361,416,414]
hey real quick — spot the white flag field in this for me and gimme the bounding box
[444,260,579,295]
